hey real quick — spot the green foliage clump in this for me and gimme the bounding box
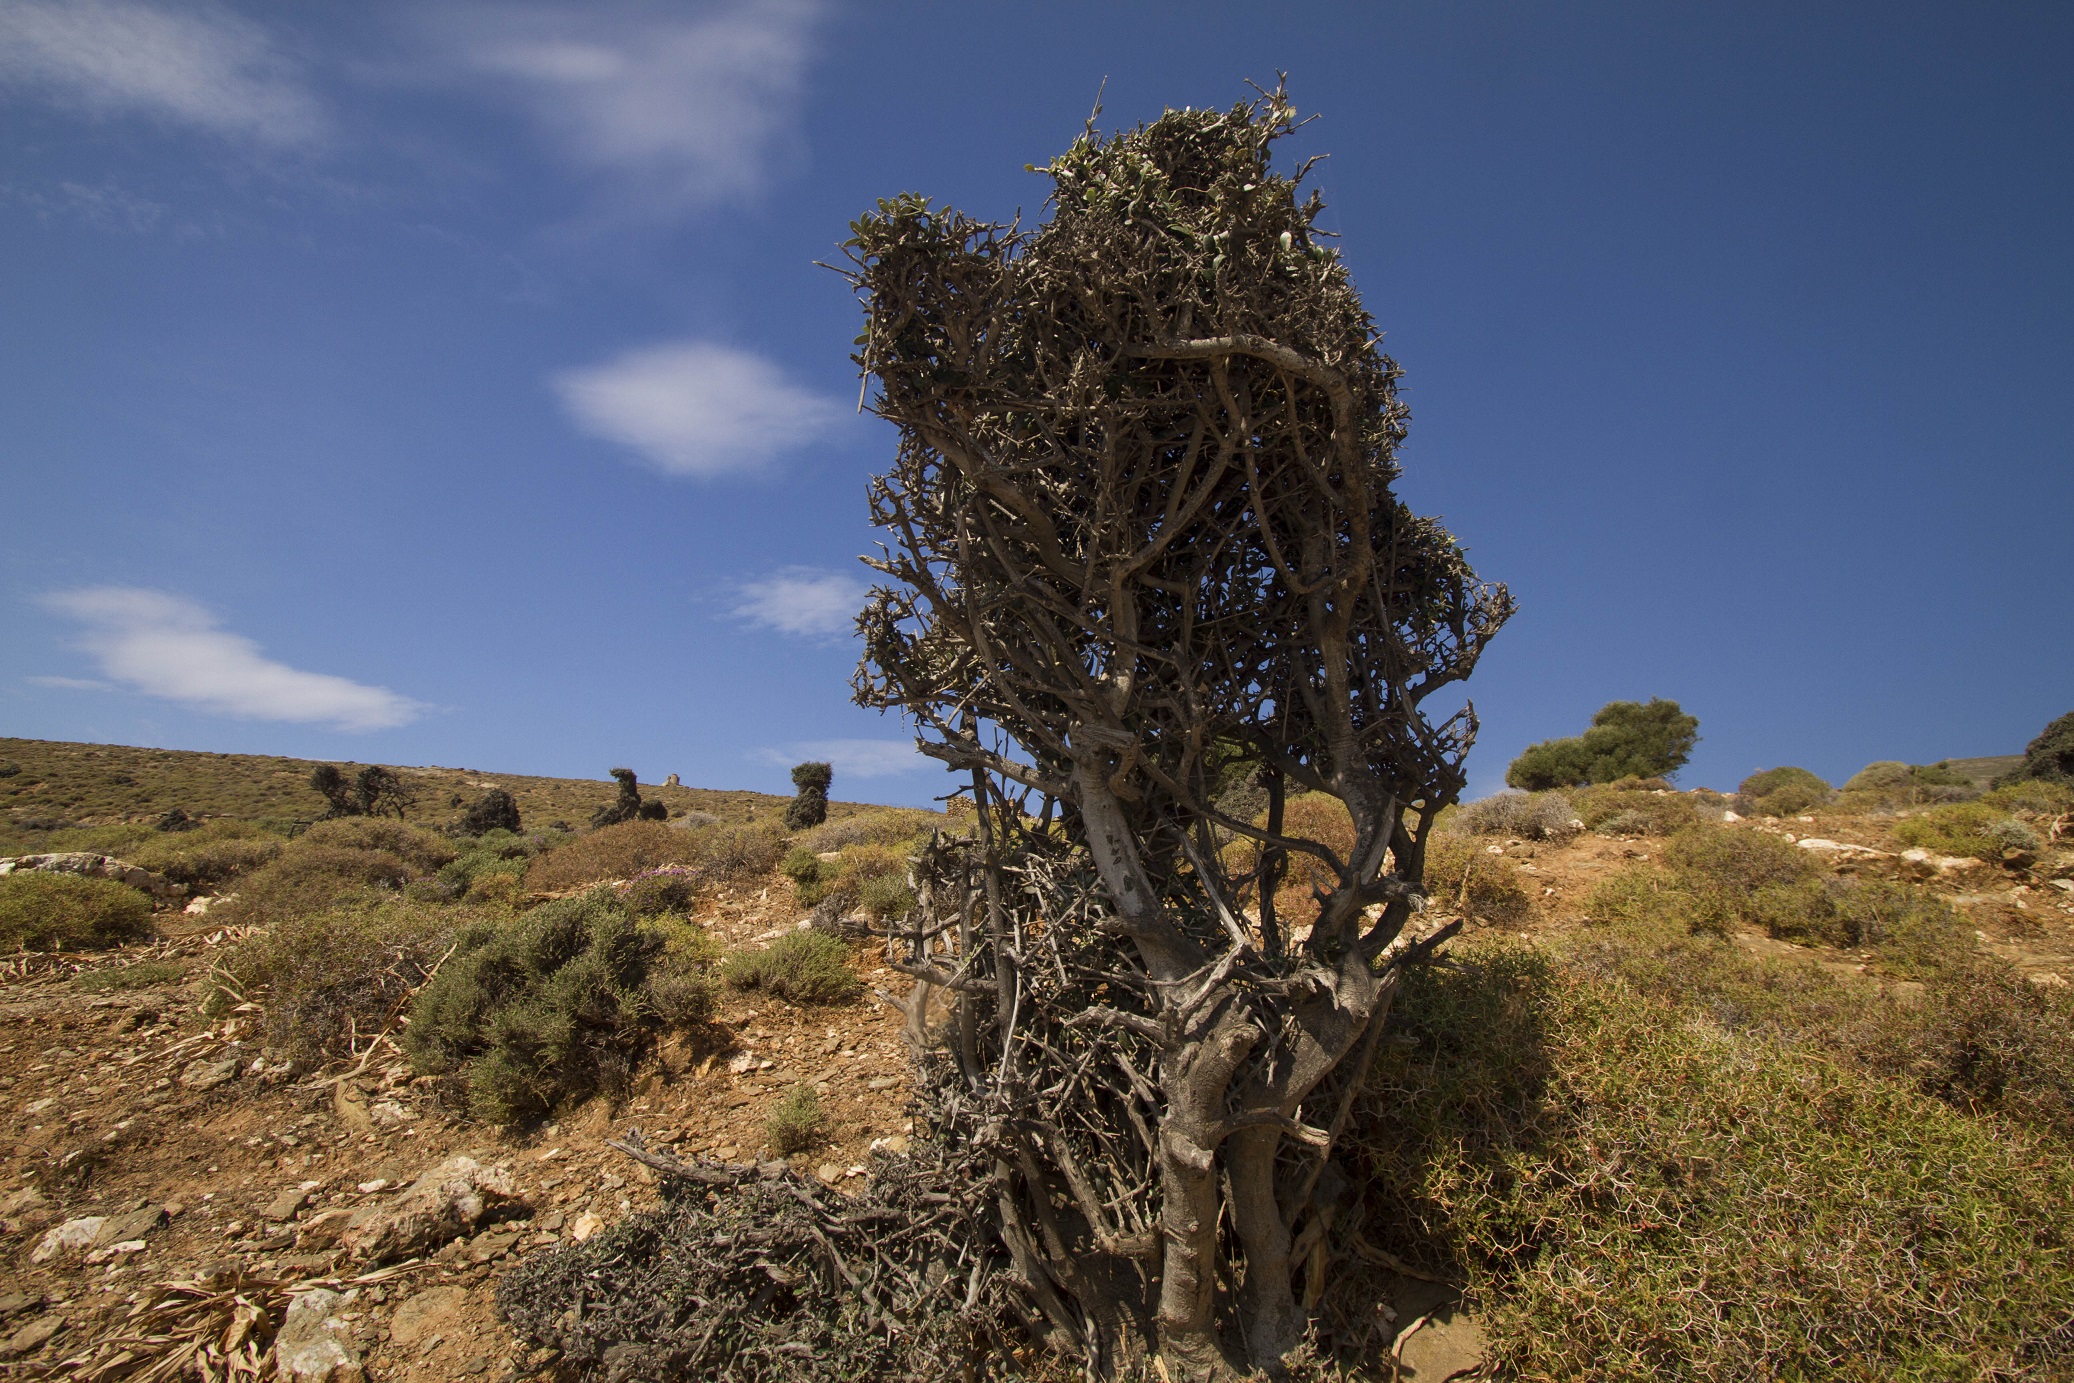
[433,828,541,901]
[1449,790,1579,840]
[1568,778,1707,836]
[784,761,832,831]
[765,1084,826,1156]
[404,889,716,1124]
[1737,765,1832,817]
[2000,709,2074,787]
[527,820,699,892]
[1981,778,2074,814]
[216,898,458,1064]
[722,930,860,1006]
[799,808,940,854]
[1893,802,2044,863]
[1837,760,1978,811]
[1359,939,2074,1379]
[126,819,284,890]
[1505,699,1699,790]
[299,817,458,872]
[619,866,699,918]
[221,844,416,929]
[458,788,522,837]
[0,872,155,951]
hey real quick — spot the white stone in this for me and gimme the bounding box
[275,1288,362,1382]
[30,1216,106,1263]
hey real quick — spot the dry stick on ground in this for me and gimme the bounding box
[837,84,1510,1379]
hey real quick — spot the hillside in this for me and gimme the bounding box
[0,737,859,856]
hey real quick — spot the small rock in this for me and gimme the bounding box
[869,1134,910,1156]
[179,1057,239,1091]
[355,1179,390,1194]
[1,1187,49,1216]
[275,1288,363,1382]
[865,1076,901,1091]
[466,1230,518,1264]
[459,1357,489,1376]
[0,1292,40,1319]
[568,1212,605,1243]
[22,1098,56,1117]
[815,1163,842,1184]
[339,1156,525,1264]
[95,1204,166,1246]
[0,1315,64,1359]
[30,1216,106,1263]
[267,1187,312,1222]
[726,1052,756,1075]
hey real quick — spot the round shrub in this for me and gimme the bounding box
[221,845,415,929]
[621,866,700,918]
[722,930,860,1006]
[299,817,458,873]
[458,788,522,837]
[1451,790,1580,840]
[1737,766,1832,818]
[0,872,154,951]
[129,822,284,890]
[527,820,699,893]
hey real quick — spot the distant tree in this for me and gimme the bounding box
[309,764,357,818]
[309,763,415,819]
[590,768,644,829]
[2001,711,2074,787]
[1508,698,1700,789]
[784,761,832,831]
[458,788,522,837]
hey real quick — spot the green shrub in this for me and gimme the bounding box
[1737,765,1832,817]
[1449,790,1579,840]
[1837,760,1979,810]
[1505,698,1700,790]
[1893,802,2040,862]
[221,844,414,929]
[458,789,522,836]
[689,822,787,884]
[434,828,538,899]
[1359,939,2074,1379]
[1999,709,2074,787]
[0,872,155,951]
[1981,778,2074,814]
[1422,834,1532,925]
[527,820,699,892]
[214,898,457,1064]
[127,819,285,890]
[800,809,939,854]
[620,866,699,918]
[857,871,915,922]
[1569,779,1706,836]
[722,930,860,1006]
[784,761,832,831]
[765,1084,825,1156]
[73,960,184,993]
[404,889,714,1124]
[299,817,457,872]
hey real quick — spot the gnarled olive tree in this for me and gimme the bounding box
[848,90,1512,1375]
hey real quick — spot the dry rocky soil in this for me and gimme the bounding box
[1,803,2069,1380]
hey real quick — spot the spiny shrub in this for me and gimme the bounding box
[1422,835,1532,925]
[2000,709,2074,787]
[1570,779,1707,836]
[215,898,458,1064]
[765,1084,825,1156]
[0,872,155,951]
[434,828,539,900]
[128,819,284,890]
[620,866,699,918]
[784,761,832,832]
[1894,802,2042,862]
[219,844,416,929]
[459,789,522,837]
[1737,765,1832,817]
[1981,778,2074,814]
[800,808,939,854]
[1356,937,2074,1378]
[689,822,787,885]
[857,871,916,922]
[722,930,860,1005]
[1449,790,1579,840]
[527,820,699,893]
[405,889,716,1124]
[299,817,458,873]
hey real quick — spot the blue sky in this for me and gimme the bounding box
[2,1,2069,806]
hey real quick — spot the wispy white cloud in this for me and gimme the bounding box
[0,0,325,148]
[24,674,113,691]
[756,739,924,779]
[731,567,867,639]
[436,0,822,216]
[554,340,844,478]
[38,587,425,731]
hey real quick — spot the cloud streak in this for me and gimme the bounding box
[731,567,867,639]
[554,340,844,478]
[39,587,424,731]
[0,0,325,148]
[756,739,924,779]
[440,0,822,216]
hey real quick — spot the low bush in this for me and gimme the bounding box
[722,930,860,1006]
[405,889,717,1124]
[800,809,939,854]
[458,789,522,837]
[214,898,458,1065]
[0,872,155,950]
[1893,802,2042,862]
[127,819,284,890]
[1422,835,1532,926]
[527,820,700,893]
[220,844,414,929]
[1570,779,1707,836]
[1358,939,2074,1379]
[434,828,539,900]
[1449,790,1579,840]
[690,822,787,885]
[73,960,184,993]
[620,866,699,918]
[1736,765,1832,817]
[1836,760,1979,811]
[299,817,458,873]
[765,1084,826,1156]
[1999,709,2074,787]
[1981,778,2074,814]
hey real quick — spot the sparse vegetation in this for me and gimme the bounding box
[404,888,716,1124]
[1423,834,1532,925]
[764,1084,826,1156]
[219,844,417,930]
[1449,789,1579,840]
[1737,764,1832,817]
[1893,801,2044,862]
[73,960,184,993]
[1837,759,1979,810]
[0,871,155,950]
[126,819,284,890]
[1569,777,1709,836]
[783,761,831,831]
[722,930,860,1006]
[1506,698,1700,790]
